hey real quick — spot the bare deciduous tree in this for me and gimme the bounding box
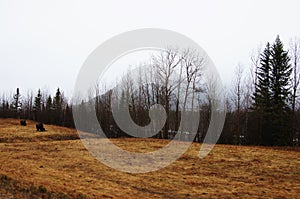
[250,45,262,92]
[289,37,300,113]
[152,48,182,138]
[232,64,244,144]
[289,37,300,143]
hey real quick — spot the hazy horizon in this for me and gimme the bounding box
[1,0,300,98]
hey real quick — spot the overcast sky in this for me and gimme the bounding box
[0,0,299,98]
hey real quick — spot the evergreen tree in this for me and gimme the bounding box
[253,43,272,110]
[45,95,53,124]
[252,43,272,145]
[53,88,63,125]
[33,89,42,121]
[270,36,292,145]
[252,36,293,146]
[63,104,74,127]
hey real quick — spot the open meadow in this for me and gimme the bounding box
[0,118,299,198]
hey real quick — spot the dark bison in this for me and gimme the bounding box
[20,119,27,126]
[36,122,45,132]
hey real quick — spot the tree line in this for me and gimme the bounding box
[0,36,299,146]
[222,36,300,146]
[0,88,74,128]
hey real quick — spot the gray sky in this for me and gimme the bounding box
[0,0,299,98]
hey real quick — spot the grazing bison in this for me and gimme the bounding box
[20,119,27,126]
[36,122,45,132]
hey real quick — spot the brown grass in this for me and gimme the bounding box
[0,118,299,198]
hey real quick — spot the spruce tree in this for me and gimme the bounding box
[252,36,293,146]
[33,89,42,121]
[252,43,272,145]
[270,36,292,145]
[53,88,62,125]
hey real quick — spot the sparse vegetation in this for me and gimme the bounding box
[0,119,299,198]
[0,174,84,199]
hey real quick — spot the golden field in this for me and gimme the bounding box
[0,118,299,198]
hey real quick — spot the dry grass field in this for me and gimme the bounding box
[0,118,299,198]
